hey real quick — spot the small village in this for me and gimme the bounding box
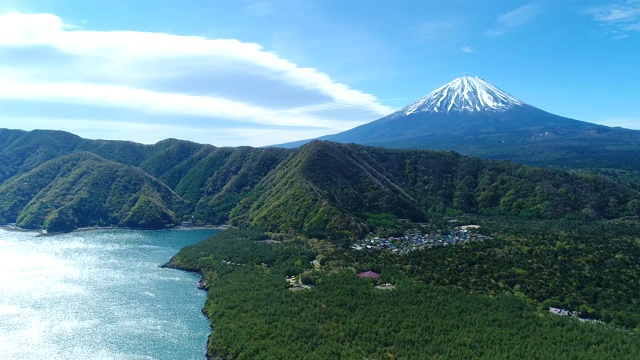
[351,226,490,255]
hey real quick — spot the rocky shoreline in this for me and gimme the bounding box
[160,258,217,360]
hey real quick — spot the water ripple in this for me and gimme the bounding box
[0,229,218,360]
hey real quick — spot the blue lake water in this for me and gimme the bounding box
[0,228,219,360]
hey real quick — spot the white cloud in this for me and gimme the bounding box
[0,80,343,128]
[585,0,640,36]
[487,3,542,38]
[0,12,393,146]
[460,45,475,54]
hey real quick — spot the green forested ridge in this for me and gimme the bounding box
[169,229,640,359]
[138,138,207,185]
[0,129,291,230]
[229,141,640,239]
[0,129,84,183]
[77,138,150,166]
[1,128,639,233]
[192,146,291,225]
[0,152,188,231]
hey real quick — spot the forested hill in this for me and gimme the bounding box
[1,128,639,233]
[0,128,291,231]
[0,152,188,231]
[229,141,640,239]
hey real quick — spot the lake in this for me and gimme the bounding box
[0,228,219,360]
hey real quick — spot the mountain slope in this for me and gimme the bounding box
[1,129,639,234]
[190,146,292,224]
[0,129,293,228]
[230,141,640,239]
[0,129,85,184]
[0,152,189,231]
[229,141,427,239]
[277,76,640,170]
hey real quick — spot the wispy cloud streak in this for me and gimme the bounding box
[487,3,542,37]
[585,0,640,37]
[0,12,392,146]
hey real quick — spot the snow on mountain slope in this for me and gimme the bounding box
[392,76,524,117]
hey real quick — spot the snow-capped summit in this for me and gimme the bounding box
[276,74,640,170]
[393,76,524,116]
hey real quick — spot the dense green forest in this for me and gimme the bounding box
[170,229,640,359]
[0,152,188,231]
[2,129,639,232]
[338,217,640,328]
[0,129,291,231]
[231,141,640,239]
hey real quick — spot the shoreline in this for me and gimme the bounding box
[157,233,224,360]
[160,259,215,360]
[0,224,229,236]
[1,225,220,358]
[0,225,38,233]
[2,222,223,359]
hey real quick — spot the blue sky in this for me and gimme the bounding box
[0,0,638,146]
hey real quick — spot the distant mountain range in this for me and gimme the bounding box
[1,128,639,234]
[278,76,640,170]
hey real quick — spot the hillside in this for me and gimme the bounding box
[0,129,86,184]
[0,152,189,231]
[229,141,640,239]
[1,128,639,234]
[0,129,292,231]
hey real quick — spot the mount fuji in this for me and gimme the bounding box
[279,76,640,169]
[392,75,523,115]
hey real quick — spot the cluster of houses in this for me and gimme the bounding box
[351,226,490,255]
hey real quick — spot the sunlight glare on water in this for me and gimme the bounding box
[0,229,218,360]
